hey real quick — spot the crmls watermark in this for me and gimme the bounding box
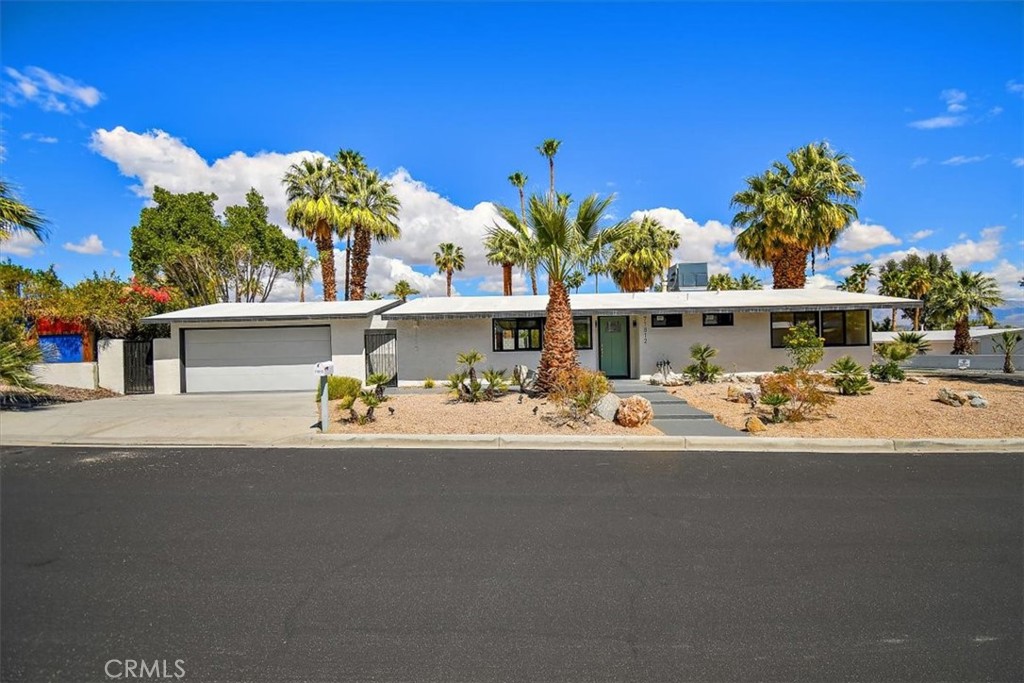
[105,659,185,679]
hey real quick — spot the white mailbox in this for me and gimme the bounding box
[314,360,335,377]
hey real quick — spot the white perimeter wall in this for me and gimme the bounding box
[97,338,125,393]
[31,362,97,389]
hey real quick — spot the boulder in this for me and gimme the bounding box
[616,395,654,428]
[965,391,982,400]
[726,385,745,402]
[937,387,967,407]
[650,371,687,387]
[969,397,989,408]
[593,393,621,422]
[745,416,767,433]
[911,376,929,385]
[743,386,762,404]
[513,365,538,393]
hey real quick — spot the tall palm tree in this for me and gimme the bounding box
[484,229,518,296]
[536,138,562,199]
[707,274,738,291]
[334,149,367,300]
[732,143,863,289]
[606,216,680,292]
[487,207,540,295]
[433,242,465,297]
[904,264,932,331]
[737,273,763,290]
[0,180,47,242]
[282,157,344,300]
[391,279,419,301]
[850,263,874,293]
[878,267,908,330]
[508,172,528,221]
[490,192,631,391]
[342,170,401,300]
[931,270,1003,354]
[292,247,318,302]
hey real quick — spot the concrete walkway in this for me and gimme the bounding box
[613,379,746,437]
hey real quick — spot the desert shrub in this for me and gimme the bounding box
[758,370,834,422]
[784,321,825,370]
[319,375,361,401]
[895,331,931,355]
[338,394,356,411]
[449,351,504,403]
[874,341,916,363]
[683,343,723,383]
[869,361,905,382]
[366,372,391,402]
[616,395,654,427]
[548,367,611,422]
[423,377,436,389]
[0,322,44,390]
[759,392,790,424]
[828,356,874,396]
[481,368,510,401]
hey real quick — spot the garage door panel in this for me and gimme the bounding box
[184,326,332,393]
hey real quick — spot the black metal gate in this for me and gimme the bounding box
[364,330,398,387]
[124,339,154,394]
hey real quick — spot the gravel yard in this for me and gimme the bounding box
[670,375,1024,439]
[1,383,119,409]
[328,390,663,436]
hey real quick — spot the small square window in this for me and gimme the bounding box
[651,314,682,328]
[702,313,734,327]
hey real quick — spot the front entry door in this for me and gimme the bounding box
[598,316,629,378]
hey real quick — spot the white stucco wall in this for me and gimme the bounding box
[31,362,97,389]
[97,338,125,394]
[153,337,179,394]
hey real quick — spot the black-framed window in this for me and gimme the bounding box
[702,312,734,327]
[493,316,593,351]
[573,317,593,349]
[770,310,870,348]
[770,312,819,348]
[651,314,682,328]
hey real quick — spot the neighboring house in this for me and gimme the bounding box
[143,290,919,394]
[873,328,1024,356]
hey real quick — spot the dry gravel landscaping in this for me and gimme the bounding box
[670,375,1024,439]
[327,390,662,436]
[0,383,119,409]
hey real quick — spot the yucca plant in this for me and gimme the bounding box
[683,343,723,383]
[992,331,1022,374]
[828,355,874,396]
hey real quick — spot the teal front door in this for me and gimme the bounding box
[598,316,629,378]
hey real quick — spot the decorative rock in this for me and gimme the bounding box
[965,391,982,400]
[615,395,654,428]
[650,371,687,387]
[593,393,621,422]
[743,386,762,404]
[911,377,929,385]
[513,365,538,393]
[969,397,989,408]
[726,385,745,402]
[937,387,967,407]
[745,416,767,433]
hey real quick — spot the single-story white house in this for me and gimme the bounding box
[873,327,1023,356]
[143,289,920,393]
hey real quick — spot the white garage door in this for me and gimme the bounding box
[184,326,331,393]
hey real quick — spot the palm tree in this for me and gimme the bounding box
[334,149,367,300]
[490,193,631,391]
[536,138,562,199]
[366,291,383,300]
[606,216,680,293]
[931,271,1003,354]
[433,242,465,297]
[485,229,518,296]
[878,267,908,330]
[391,279,419,302]
[565,270,587,292]
[904,264,932,330]
[487,207,540,295]
[343,170,401,300]
[850,263,874,293]
[707,273,738,291]
[737,273,763,290]
[733,143,863,289]
[292,247,318,302]
[0,181,47,242]
[282,157,344,300]
[508,172,528,221]
[992,331,1022,373]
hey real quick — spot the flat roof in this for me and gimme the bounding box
[143,300,400,324]
[874,327,1021,342]
[382,289,922,320]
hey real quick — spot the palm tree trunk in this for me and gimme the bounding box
[349,227,371,301]
[446,269,453,297]
[299,280,305,302]
[771,244,807,289]
[952,317,972,355]
[548,159,555,199]
[530,269,538,295]
[502,263,512,296]
[913,307,921,331]
[537,279,577,393]
[518,189,526,223]
[315,226,337,301]
[344,234,351,301]
[891,307,897,331]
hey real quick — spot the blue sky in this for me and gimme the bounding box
[1,2,1022,319]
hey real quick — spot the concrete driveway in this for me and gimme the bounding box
[0,393,319,447]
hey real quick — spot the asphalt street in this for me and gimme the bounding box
[1,447,1020,682]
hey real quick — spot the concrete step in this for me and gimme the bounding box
[653,418,748,437]
[650,403,714,418]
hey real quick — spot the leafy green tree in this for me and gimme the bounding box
[222,189,301,302]
[931,270,1003,354]
[607,216,680,292]
[433,242,465,297]
[0,180,47,242]
[283,157,344,301]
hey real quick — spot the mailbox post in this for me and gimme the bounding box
[314,361,335,432]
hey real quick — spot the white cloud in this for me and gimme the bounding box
[1008,80,1024,97]
[944,226,1003,268]
[989,259,1024,300]
[20,132,58,144]
[1013,158,1024,168]
[804,274,839,289]
[62,234,106,255]
[910,157,929,169]
[364,254,449,298]
[0,233,45,257]
[835,220,901,252]
[908,229,934,242]
[3,66,102,113]
[908,115,966,130]
[908,89,975,129]
[628,208,737,272]
[941,88,967,113]
[940,155,988,166]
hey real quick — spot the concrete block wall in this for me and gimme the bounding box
[31,362,98,390]
[97,339,125,393]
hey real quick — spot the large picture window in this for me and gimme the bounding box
[770,310,870,348]
[493,316,593,351]
[770,312,819,348]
